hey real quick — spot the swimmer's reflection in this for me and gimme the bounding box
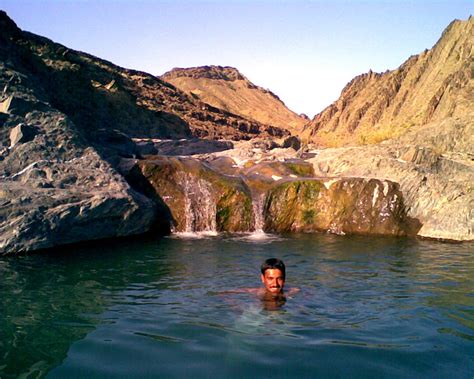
[260,291,287,311]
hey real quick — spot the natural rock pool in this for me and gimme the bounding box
[1,234,473,378]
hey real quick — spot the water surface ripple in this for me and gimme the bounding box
[0,234,473,378]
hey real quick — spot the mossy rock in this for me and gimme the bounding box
[135,156,253,232]
[264,178,419,236]
[264,180,323,232]
[217,189,253,231]
[283,161,315,177]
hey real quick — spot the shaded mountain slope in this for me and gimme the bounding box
[0,11,287,145]
[0,11,284,254]
[161,65,307,133]
[303,16,473,147]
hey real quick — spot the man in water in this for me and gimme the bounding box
[259,258,300,309]
[260,258,286,294]
[221,258,298,310]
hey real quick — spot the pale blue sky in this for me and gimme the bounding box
[2,0,472,117]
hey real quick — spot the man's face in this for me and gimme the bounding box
[261,268,285,294]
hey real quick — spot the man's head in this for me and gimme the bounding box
[260,258,286,294]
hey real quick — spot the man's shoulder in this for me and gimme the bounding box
[219,287,263,295]
[285,287,300,297]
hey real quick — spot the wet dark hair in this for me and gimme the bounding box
[261,258,286,279]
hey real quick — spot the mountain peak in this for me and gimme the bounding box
[162,66,246,82]
[0,11,21,40]
[302,16,473,147]
[161,66,307,132]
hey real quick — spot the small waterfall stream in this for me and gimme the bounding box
[173,171,271,237]
[250,192,267,238]
[180,174,217,235]
[252,193,265,233]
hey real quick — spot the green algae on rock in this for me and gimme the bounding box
[264,178,420,236]
[133,156,253,233]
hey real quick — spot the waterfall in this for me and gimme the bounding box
[251,193,266,236]
[180,174,217,235]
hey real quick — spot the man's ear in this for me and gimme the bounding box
[261,274,265,283]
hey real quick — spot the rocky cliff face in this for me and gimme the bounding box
[162,66,307,133]
[305,114,473,241]
[0,12,287,144]
[303,17,473,147]
[1,11,471,254]
[123,152,418,237]
[0,11,287,254]
[300,17,473,241]
[0,13,161,254]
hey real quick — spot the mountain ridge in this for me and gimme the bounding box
[302,16,473,147]
[0,10,287,143]
[161,65,307,133]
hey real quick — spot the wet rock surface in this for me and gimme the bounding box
[124,150,418,237]
[264,178,419,235]
[128,156,254,232]
[0,10,471,254]
[306,118,474,241]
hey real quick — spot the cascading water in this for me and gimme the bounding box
[179,174,217,236]
[252,193,265,232]
[172,169,273,238]
[250,192,267,237]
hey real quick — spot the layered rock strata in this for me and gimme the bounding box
[303,17,473,147]
[125,154,418,237]
[0,11,288,254]
[162,66,307,133]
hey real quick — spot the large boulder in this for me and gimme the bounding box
[0,145,158,254]
[0,96,161,255]
[306,117,474,241]
[264,178,419,236]
[128,156,254,232]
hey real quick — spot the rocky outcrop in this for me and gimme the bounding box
[127,156,254,232]
[123,150,419,237]
[195,133,473,241]
[162,66,307,133]
[0,10,470,254]
[305,116,473,240]
[0,144,158,254]
[303,17,473,147]
[295,16,473,241]
[264,178,418,235]
[133,138,234,157]
[0,11,291,254]
[0,11,287,145]
[0,11,165,254]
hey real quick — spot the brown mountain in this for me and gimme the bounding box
[161,65,307,133]
[0,11,287,145]
[303,16,473,147]
[0,11,288,254]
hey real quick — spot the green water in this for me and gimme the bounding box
[1,234,473,378]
